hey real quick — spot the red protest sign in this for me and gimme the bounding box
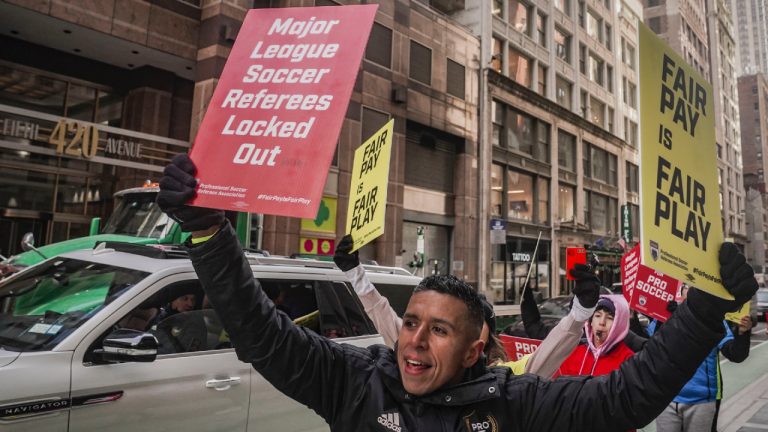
[189,5,378,218]
[621,244,641,303]
[565,247,587,281]
[499,335,542,361]
[629,266,679,322]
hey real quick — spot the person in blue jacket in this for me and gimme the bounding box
[650,284,753,432]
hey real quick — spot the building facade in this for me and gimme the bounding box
[0,0,196,257]
[732,0,768,76]
[0,0,483,285]
[737,73,768,269]
[440,0,644,301]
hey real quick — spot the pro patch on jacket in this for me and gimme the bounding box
[462,410,498,432]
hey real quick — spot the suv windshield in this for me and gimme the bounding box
[102,192,172,238]
[0,258,148,352]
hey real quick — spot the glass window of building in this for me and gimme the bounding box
[492,37,504,73]
[558,130,576,171]
[508,47,532,87]
[507,170,534,221]
[626,162,639,192]
[627,80,637,108]
[495,101,549,163]
[537,177,549,224]
[534,120,550,162]
[605,24,612,50]
[629,203,640,239]
[606,65,613,92]
[558,184,576,222]
[608,197,618,235]
[362,107,390,142]
[555,28,571,62]
[366,23,393,68]
[537,64,547,96]
[583,189,590,225]
[409,41,432,85]
[607,107,614,133]
[536,12,547,46]
[555,75,572,110]
[586,10,602,41]
[588,53,604,85]
[555,0,570,15]
[589,144,608,182]
[492,100,503,147]
[446,59,465,99]
[0,63,122,127]
[589,96,605,127]
[507,109,535,154]
[493,0,504,16]
[579,44,587,74]
[583,141,591,178]
[491,164,504,217]
[509,0,532,35]
[590,192,608,233]
[608,153,617,185]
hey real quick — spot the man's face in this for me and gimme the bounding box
[397,291,484,396]
[171,294,196,312]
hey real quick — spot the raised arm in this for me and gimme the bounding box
[157,155,368,425]
[333,235,401,347]
[515,243,759,431]
[524,264,598,377]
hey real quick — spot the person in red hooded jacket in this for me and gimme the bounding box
[554,294,635,377]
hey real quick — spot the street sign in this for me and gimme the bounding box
[490,218,506,245]
[621,204,632,241]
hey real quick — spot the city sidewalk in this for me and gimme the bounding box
[639,325,768,432]
[719,339,768,432]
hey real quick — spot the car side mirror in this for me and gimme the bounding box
[94,329,158,363]
[20,232,35,251]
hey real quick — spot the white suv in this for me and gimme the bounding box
[0,242,420,432]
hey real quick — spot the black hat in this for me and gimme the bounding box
[479,293,496,335]
[596,297,616,315]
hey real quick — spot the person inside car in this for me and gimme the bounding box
[157,153,759,432]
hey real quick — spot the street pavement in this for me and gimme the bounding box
[640,321,768,432]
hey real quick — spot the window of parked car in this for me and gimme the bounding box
[108,277,378,357]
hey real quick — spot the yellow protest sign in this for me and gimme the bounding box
[638,24,730,299]
[725,303,749,324]
[345,119,394,252]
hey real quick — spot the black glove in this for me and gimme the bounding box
[156,154,225,232]
[666,300,678,313]
[569,263,600,308]
[333,234,359,271]
[686,242,759,327]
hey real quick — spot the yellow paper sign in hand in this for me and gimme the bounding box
[725,303,749,325]
[638,24,730,299]
[345,119,394,252]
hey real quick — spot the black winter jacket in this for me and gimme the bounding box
[189,223,725,432]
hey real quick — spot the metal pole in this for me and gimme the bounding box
[520,231,543,300]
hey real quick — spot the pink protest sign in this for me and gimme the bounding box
[499,335,542,361]
[621,244,641,304]
[629,266,679,322]
[189,5,378,218]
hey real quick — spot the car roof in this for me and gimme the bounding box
[57,243,422,284]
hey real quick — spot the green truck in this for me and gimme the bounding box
[0,185,251,277]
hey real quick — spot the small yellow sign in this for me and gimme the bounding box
[345,119,394,252]
[725,303,750,324]
[301,196,337,234]
[638,24,729,299]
